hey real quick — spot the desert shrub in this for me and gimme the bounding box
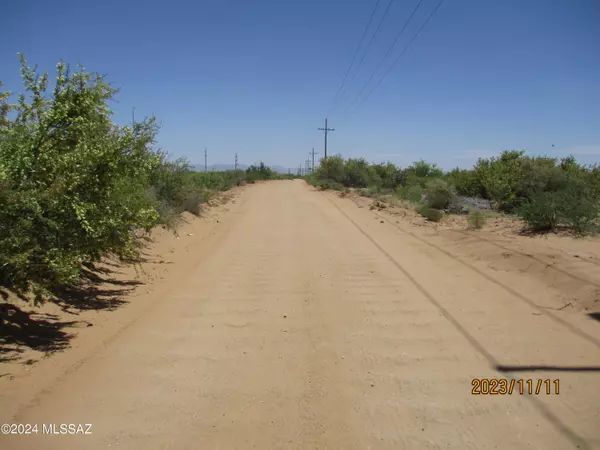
[474,150,527,211]
[246,162,275,181]
[590,165,600,198]
[517,165,600,233]
[371,162,402,189]
[553,176,599,233]
[395,185,423,203]
[343,157,373,188]
[190,170,244,191]
[409,159,444,178]
[360,185,380,197]
[398,160,444,188]
[328,180,345,191]
[517,191,562,231]
[182,190,211,216]
[151,157,193,206]
[468,211,487,230]
[565,198,598,233]
[424,179,457,210]
[447,168,485,197]
[0,56,248,301]
[0,56,163,299]
[316,155,345,183]
[473,151,574,212]
[313,178,344,191]
[416,205,444,222]
[308,149,599,234]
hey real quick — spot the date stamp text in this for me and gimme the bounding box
[471,378,559,395]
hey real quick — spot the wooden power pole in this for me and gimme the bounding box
[318,118,335,160]
[309,148,318,172]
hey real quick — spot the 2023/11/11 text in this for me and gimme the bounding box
[471,379,560,395]
[1,423,92,435]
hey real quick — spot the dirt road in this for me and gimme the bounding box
[2,180,600,449]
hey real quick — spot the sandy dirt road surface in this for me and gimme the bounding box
[1,180,600,449]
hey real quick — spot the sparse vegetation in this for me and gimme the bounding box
[423,179,456,210]
[416,205,444,222]
[245,162,278,183]
[307,151,599,234]
[395,185,423,203]
[468,211,487,230]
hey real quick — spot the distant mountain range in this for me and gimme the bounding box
[193,164,292,174]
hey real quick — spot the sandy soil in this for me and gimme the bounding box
[1,180,599,449]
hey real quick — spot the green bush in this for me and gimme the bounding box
[447,168,485,197]
[360,186,380,197]
[416,205,444,222]
[312,156,400,190]
[246,162,276,181]
[468,211,487,230]
[190,170,245,191]
[517,171,599,233]
[0,56,163,299]
[407,160,444,178]
[0,56,246,301]
[424,179,456,210]
[474,150,526,211]
[316,155,345,183]
[182,190,211,216]
[517,191,561,231]
[306,142,599,235]
[372,162,402,189]
[565,198,598,233]
[395,185,423,203]
[342,158,374,188]
[311,178,344,191]
[473,151,576,212]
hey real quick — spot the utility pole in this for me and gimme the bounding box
[318,118,335,160]
[305,159,310,175]
[309,148,318,172]
[204,147,208,172]
[235,152,238,170]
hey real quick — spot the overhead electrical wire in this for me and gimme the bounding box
[347,0,426,110]
[326,0,382,116]
[331,0,397,115]
[352,0,447,111]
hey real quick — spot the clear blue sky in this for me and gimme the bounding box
[2,0,599,170]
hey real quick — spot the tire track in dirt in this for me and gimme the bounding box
[322,191,593,449]
[1,181,598,449]
[365,204,600,350]
[310,188,589,448]
[447,229,600,283]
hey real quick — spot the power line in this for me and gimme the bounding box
[347,0,426,110]
[335,0,398,111]
[353,0,447,111]
[327,0,382,116]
